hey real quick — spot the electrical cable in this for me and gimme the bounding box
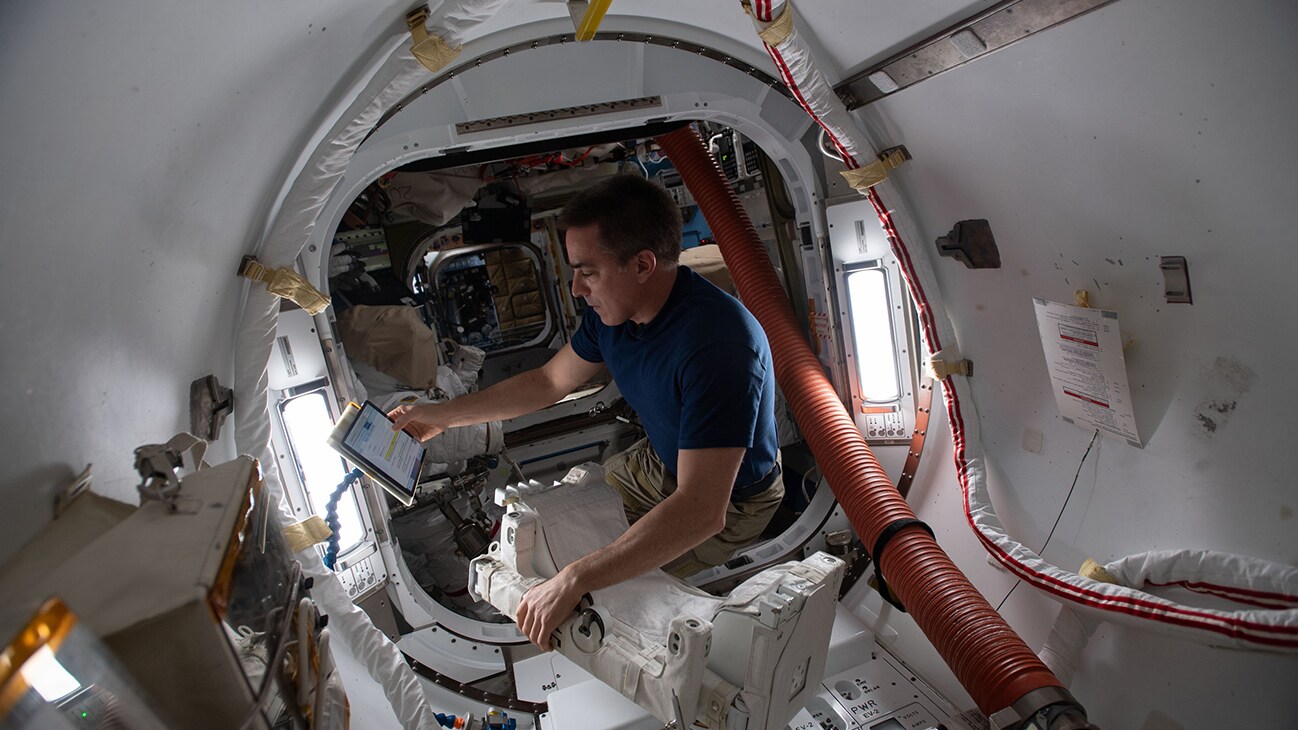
[799,463,820,506]
[625,156,650,179]
[817,127,842,161]
[996,430,1101,612]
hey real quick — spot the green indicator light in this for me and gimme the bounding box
[81,712,89,718]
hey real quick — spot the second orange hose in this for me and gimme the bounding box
[655,126,1061,715]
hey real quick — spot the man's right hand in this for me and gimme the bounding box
[388,403,451,442]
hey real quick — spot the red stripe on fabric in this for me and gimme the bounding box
[882,205,1298,645]
[1170,580,1298,604]
[976,530,1298,642]
[1145,581,1298,610]
[867,189,941,350]
[952,393,1298,636]
[764,43,860,169]
[963,427,1298,634]
[1008,560,1298,647]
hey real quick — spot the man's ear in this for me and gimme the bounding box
[633,250,657,282]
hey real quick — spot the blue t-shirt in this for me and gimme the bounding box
[571,266,778,494]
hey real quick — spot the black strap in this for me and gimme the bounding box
[870,518,934,613]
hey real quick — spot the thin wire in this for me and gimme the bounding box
[995,429,1101,612]
[500,448,528,483]
[800,462,821,505]
[626,156,650,179]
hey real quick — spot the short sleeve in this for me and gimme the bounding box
[677,342,763,449]
[569,309,605,363]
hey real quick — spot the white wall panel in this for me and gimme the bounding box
[0,0,411,562]
[857,0,1298,724]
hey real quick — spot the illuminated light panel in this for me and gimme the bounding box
[846,268,901,403]
[22,645,80,703]
[281,392,366,556]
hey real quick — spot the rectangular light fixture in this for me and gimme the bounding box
[845,267,902,404]
[280,392,366,556]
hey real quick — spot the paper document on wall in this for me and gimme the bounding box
[1033,298,1141,447]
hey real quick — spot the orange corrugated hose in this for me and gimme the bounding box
[655,126,1062,716]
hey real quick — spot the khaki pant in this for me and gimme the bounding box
[603,438,784,577]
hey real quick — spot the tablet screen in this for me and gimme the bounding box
[341,402,425,497]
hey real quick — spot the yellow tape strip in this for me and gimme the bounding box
[757,2,795,46]
[927,355,972,380]
[407,5,462,73]
[238,257,330,315]
[1079,558,1119,584]
[283,516,334,553]
[841,146,912,190]
[575,0,613,41]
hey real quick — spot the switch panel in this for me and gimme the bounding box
[787,646,984,730]
[334,549,385,602]
[864,411,907,440]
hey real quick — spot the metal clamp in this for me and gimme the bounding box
[134,443,184,504]
[134,432,209,512]
[869,518,933,612]
[989,686,1097,730]
[570,607,606,653]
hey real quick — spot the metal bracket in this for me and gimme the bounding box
[54,464,94,518]
[133,444,185,507]
[1159,255,1193,304]
[133,433,208,512]
[989,686,1096,730]
[936,219,1001,268]
[835,0,1123,109]
[190,374,233,441]
[404,4,428,30]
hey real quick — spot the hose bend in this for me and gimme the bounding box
[655,126,1063,715]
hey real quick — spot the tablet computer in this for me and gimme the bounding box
[326,401,425,506]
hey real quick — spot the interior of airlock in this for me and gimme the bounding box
[5,0,1297,726]
[264,118,928,706]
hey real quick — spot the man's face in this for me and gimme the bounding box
[565,223,644,326]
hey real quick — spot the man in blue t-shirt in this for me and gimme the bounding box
[391,174,783,650]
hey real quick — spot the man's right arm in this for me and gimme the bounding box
[389,343,603,441]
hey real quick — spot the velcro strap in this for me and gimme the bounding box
[840,145,912,190]
[870,518,934,613]
[406,5,461,73]
[757,2,795,46]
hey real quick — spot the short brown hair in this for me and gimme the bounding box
[559,173,682,265]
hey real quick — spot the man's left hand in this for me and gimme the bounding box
[516,568,585,651]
